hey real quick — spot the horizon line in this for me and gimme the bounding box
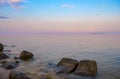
[0,32,120,35]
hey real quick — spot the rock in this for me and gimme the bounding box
[0,60,7,64]
[48,62,56,68]
[14,57,19,59]
[56,58,78,74]
[1,62,18,69]
[40,74,52,79]
[0,53,9,59]
[55,65,68,74]
[0,43,4,52]
[74,60,97,76]
[11,45,15,47]
[9,71,31,79]
[3,50,12,52]
[19,50,34,60]
[15,61,20,64]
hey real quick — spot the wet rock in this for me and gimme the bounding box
[11,45,16,47]
[74,60,97,76]
[19,50,34,60]
[56,58,78,74]
[3,50,12,52]
[0,53,9,59]
[0,43,4,52]
[55,65,68,74]
[15,61,20,64]
[3,44,8,47]
[9,71,31,79]
[1,62,18,69]
[48,62,56,68]
[40,74,52,79]
[0,60,7,64]
[14,57,19,59]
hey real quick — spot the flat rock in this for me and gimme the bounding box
[74,60,97,76]
[56,58,78,74]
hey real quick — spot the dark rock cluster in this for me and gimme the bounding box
[0,43,98,79]
[56,58,97,76]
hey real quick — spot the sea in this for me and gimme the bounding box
[0,34,120,79]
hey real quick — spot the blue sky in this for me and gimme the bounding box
[0,0,120,34]
[1,0,120,18]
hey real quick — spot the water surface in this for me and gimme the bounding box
[0,34,120,79]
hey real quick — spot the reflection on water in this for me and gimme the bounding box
[0,34,120,79]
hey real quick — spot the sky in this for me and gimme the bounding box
[0,0,120,34]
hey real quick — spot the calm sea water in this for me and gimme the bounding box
[0,34,120,79]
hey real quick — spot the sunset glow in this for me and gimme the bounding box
[0,0,120,34]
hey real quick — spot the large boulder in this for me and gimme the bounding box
[9,71,31,79]
[56,58,78,74]
[0,53,9,59]
[0,43,4,52]
[74,60,97,76]
[19,50,34,60]
[1,61,18,70]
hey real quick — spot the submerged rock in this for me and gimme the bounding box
[0,60,7,64]
[74,60,97,76]
[11,45,16,47]
[40,74,52,79]
[0,53,9,60]
[14,57,19,59]
[1,62,18,69]
[56,58,78,74]
[3,50,12,52]
[9,71,31,79]
[19,50,34,60]
[0,43,4,52]
[55,65,68,74]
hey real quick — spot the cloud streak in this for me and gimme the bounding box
[0,0,27,9]
[61,4,75,8]
[0,16,8,19]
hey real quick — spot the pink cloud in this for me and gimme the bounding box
[0,0,27,9]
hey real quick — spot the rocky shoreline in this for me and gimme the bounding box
[0,43,98,79]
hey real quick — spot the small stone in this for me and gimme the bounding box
[14,57,19,59]
[3,50,12,52]
[11,45,16,47]
[15,61,20,64]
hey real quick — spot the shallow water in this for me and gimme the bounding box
[0,34,120,79]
